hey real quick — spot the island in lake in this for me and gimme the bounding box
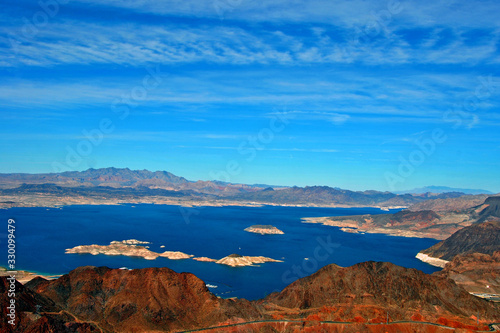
[200,254,283,267]
[67,240,282,267]
[65,240,194,260]
[244,224,284,235]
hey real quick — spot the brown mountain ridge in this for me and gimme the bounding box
[2,262,498,332]
[0,167,480,209]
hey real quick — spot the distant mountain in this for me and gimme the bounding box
[0,167,188,188]
[0,183,197,198]
[0,168,481,208]
[397,186,493,195]
[225,185,464,207]
[0,167,267,196]
[408,194,490,212]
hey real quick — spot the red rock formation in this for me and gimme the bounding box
[0,276,99,332]
[28,266,262,332]
[421,221,500,260]
[435,251,500,295]
[1,262,498,332]
[263,261,499,324]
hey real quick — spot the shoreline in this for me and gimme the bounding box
[302,217,446,240]
[0,195,408,210]
[415,253,449,268]
[0,266,62,284]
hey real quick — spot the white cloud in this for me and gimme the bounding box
[1,10,499,68]
[71,0,500,29]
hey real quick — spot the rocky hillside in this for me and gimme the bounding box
[0,276,100,332]
[421,221,500,260]
[25,266,261,332]
[435,251,500,296]
[2,262,498,332]
[263,261,498,323]
[303,209,471,239]
[309,196,500,241]
[472,196,500,222]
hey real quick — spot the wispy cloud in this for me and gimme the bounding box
[1,13,499,68]
[71,0,500,29]
[176,145,339,153]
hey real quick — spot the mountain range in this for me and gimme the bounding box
[0,167,488,209]
[396,186,493,195]
[1,168,499,332]
[2,261,498,333]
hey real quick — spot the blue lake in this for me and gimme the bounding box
[0,204,440,300]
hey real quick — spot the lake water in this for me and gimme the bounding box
[0,204,440,300]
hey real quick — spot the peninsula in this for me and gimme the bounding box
[244,225,284,235]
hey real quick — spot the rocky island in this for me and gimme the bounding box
[193,254,283,267]
[67,240,280,267]
[65,240,193,260]
[215,254,283,267]
[244,224,284,235]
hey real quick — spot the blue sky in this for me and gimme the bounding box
[1,0,499,192]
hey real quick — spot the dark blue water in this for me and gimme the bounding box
[0,204,440,300]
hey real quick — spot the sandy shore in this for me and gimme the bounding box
[0,194,408,210]
[415,253,449,268]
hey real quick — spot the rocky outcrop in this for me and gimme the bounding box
[215,254,283,267]
[3,262,499,332]
[307,196,500,241]
[473,196,500,223]
[435,251,500,296]
[0,276,101,332]
[303,209,466,239]
[67,241,281,268]
[244,225,284,235]
[65,240,194,260]
[420,221,500,261]
[26,266,262,332]
[263,261,499,323]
